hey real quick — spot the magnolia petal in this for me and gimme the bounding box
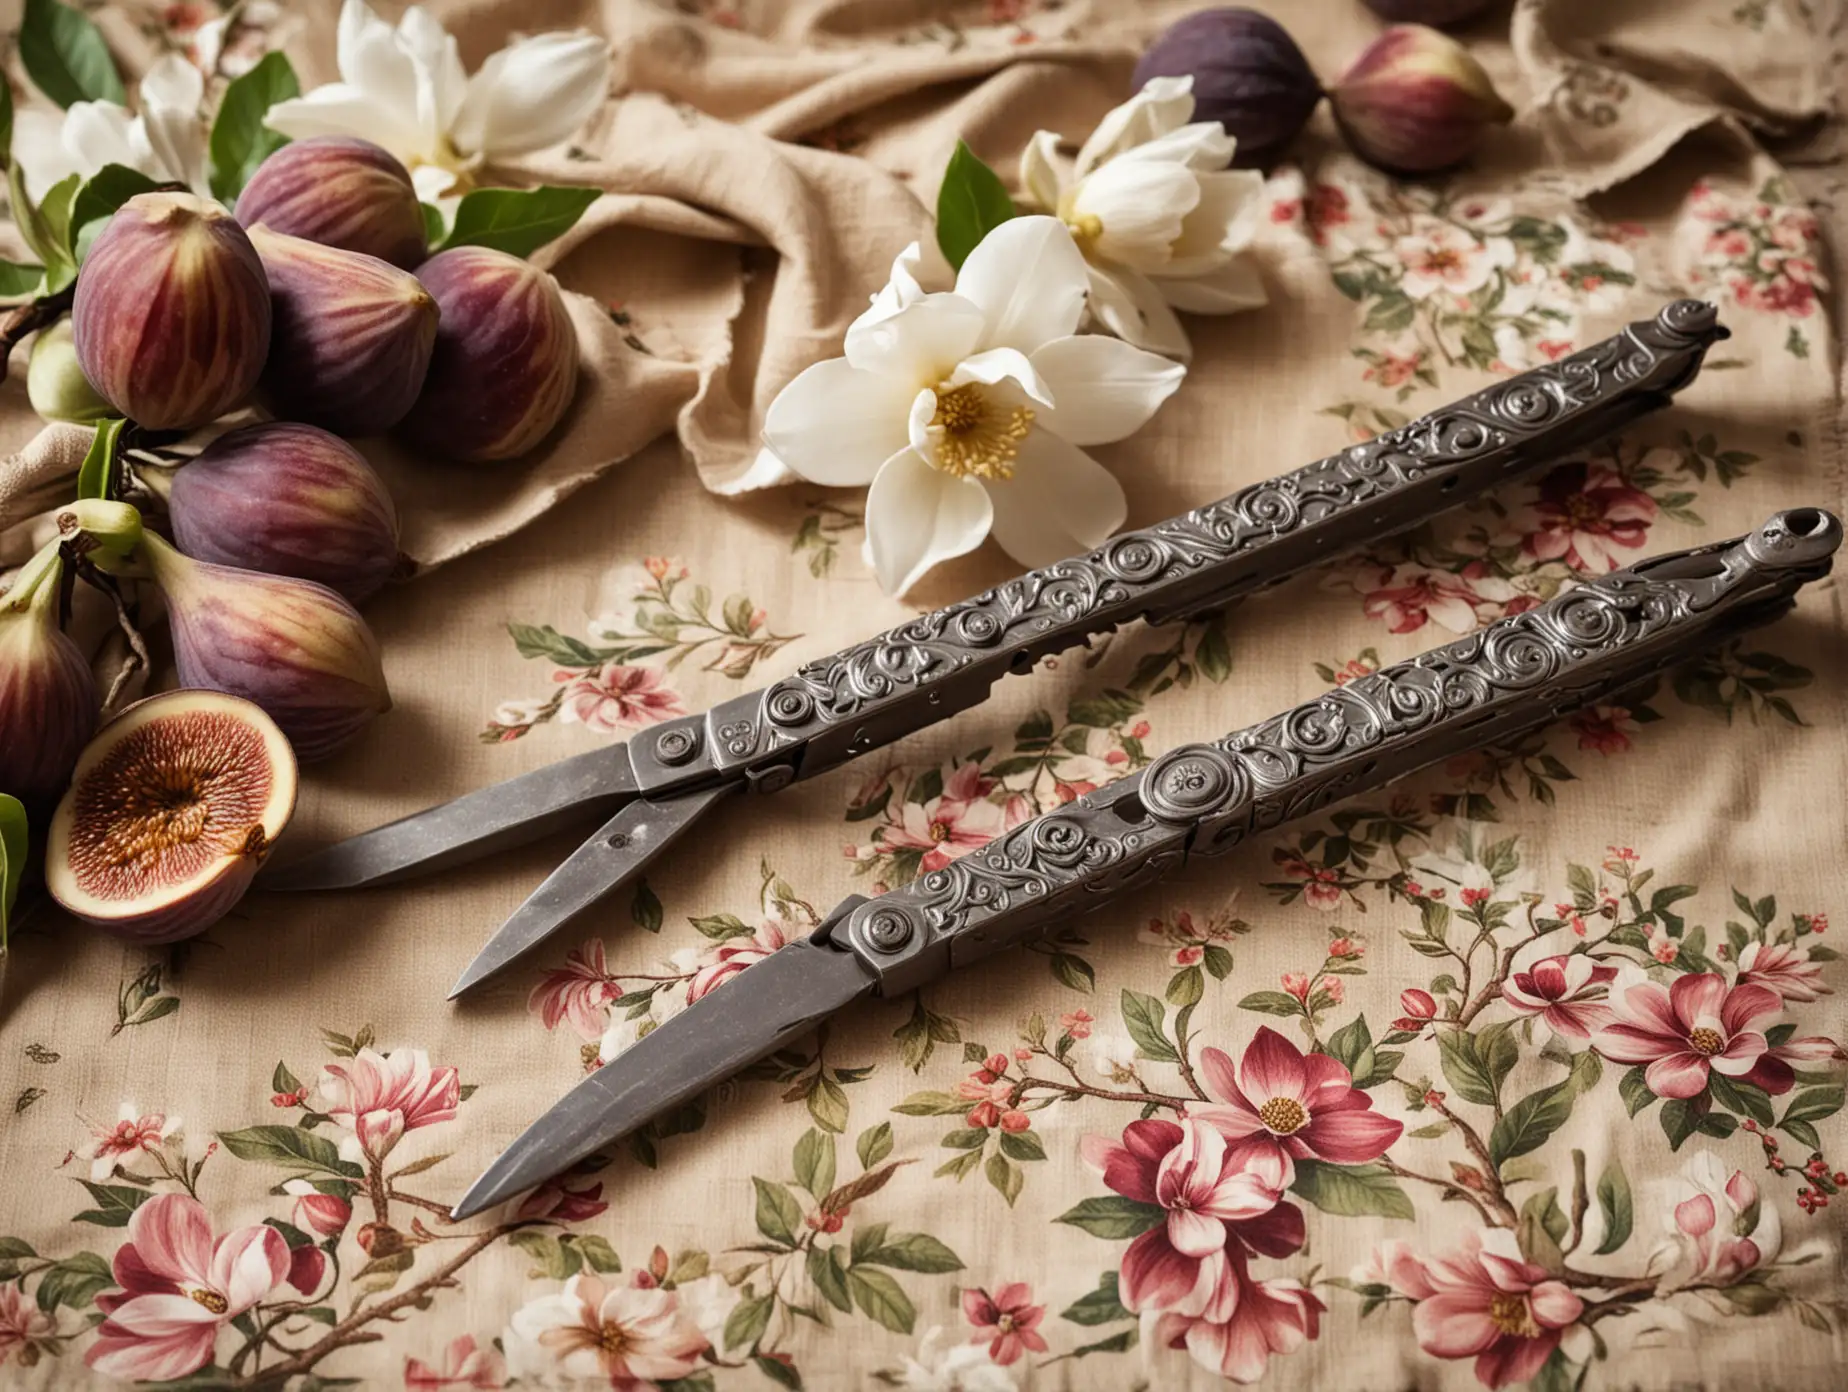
[865,449,993,596]
[955,216,1088,355]
[1157,257,1268,314]
[450,31,612,159]
[1028,334,1185,445]
[139,54,204,113]
[335,0,430,140]
[1110,120,1237,174]
[264,87,430,167]
[394,4,470,134]
[1073,75,1196,180]
[947,346,1054,407]
[844,291,985,382]
[1085,264,1194,361]
[762,357,914,486]
[984,431,1126,570]
[712,447,799,495]
[58,102,143,180]
[1072,159,1200,272]
[1019,130,1066,213]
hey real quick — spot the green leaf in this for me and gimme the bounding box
[934,140,1016,271]
[855,1122,894,1171]
[808,1243,852,1312]
[75,416,126,502]
[1054,1195,1165,1239]
[9,166,78,290]
[1068,689,1142,729]
[1193,616,1233,682]
[509,1231,580,1279]
[1619,1064,1657,1117]
[998,1128,1046,1162]
[67,162,161,256]
[985,1151,1022,1206]
[0,68,12,166]
[752,1177,801,1247]
[1237,990,1306,1017]
[629,879,662,932]
[73,1181,153,1227]
[35,1250,111,1313]
[689,912,752,940]
[21,0,125,108]
[793,1128,836,1199]
[1478,1022,1519,1096]
[1072,1328,1138,1356]
[1659,1096,1710,1151]
[208,52,299,202]
[1049,950,1095,993]
[1165,964,1203,1008]
[0,794,27,952]
[808,1074,850,1134]
[750,1354,803,1390]
[442,185,600,259]
[0,260,42,297]
[861,1232,963,1273]
[1202,943,1234,980]
[420,200,446,247]
[848,1265,916,1333]
[1436,1029,1499,1107]
[1289,1160,1415,1220]
[891,1090,968,1116]
[1782,1086,1845,1127]
[217,1124,364,1177]
[723,1291,773,1351]
[1490,1084,1576,1172]
[571,1234,623,1273]
[1593,1155,1633,1255]
[1061,1271,1130,1326]
[1120,988,1178,1063]
[1325,1016,1373,1073]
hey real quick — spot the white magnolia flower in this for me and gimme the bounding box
[1090,1034,1140,1083]
[1019,75,1266,359]
[264,0,612,201]
[882,1326,1016,1392]
[763,215,1185,595]
[14,56,210,202]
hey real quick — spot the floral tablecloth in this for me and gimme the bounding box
[3,1,1848,1389]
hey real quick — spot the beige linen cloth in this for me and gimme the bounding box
[3,1,1848,1389]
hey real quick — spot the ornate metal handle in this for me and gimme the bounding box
[626,301,1727,796]
[829,508,1840,994]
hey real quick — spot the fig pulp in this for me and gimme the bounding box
[235,136,428,269]
[46,689,297,943]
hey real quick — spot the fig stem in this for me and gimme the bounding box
[72,556,151,717]
[0,287,76,389]
[2,538,64,614]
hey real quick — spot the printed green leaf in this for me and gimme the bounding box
[1289,1160,1415,1220]
[793,1128,836,1199]
[209,52,299,202]
[1120,988,1178,1063]
[629,879,662,932]
[998,1129,1046,1162]
[0,793,27,953]
[808,1074,850,1134]
[1054,1195,1165,1239]
[751,1177,801,1247]
[216,1125,364,1177]
[1490,1084,1576,1172]
[0,1237,37,1280]
[1068,689,1143,729]
[570,1234,623,1273]
[856,1121,894,1170]
[1062,1271,1131,1326]
[21,0,125,109]
[807,1243,852,1312]
[723,1291,774,1351]
[1477,1022,1519,1096]
[1072,1328,1138,1356]
[442,185,600,259]
[1194,616,1233,682]
[750,1354,802,1389]
[35,1250,112,1313]
[986,1151,1022,1206]
[861,1232,964,1273]
[509,1231,579,1279]
[1202,943,1234,980]
[934,140,1016,271]
[75,416,126,502]
[891,1090,969,1116]
[73,1181,153,1227]
[848,1265,916,1333]
[1325,1016,1373,1072]
[1436,1028,1499,1107]
[1238,990,1305,1017]
[1593,1155,1634,1255]
[1618,1064,1657,1117]
[1049,950,1095,992]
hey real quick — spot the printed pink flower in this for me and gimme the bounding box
[1661,1151,1780,1291]
[1079,1118,1293,1316]
[1393,223,1510,299]
[1197,1027,1403,1165]
[879,762,1006,873]
[286,1245,328,1298]
[517,1177,609,1223]
[508,1273,707,1389]
[1519,461,1657,572]
[0,1284,52,1368]
[962,1282,1048,1365]
[1173,945,1205,967]
[1277,854,1343,909]
[529,939,619,1040]
[1281,972,1311,1003]
[1591,971,1781,1099]
[283,1180,351,1238]
[1371,1228,1583,1389]
[555,663,685,733]
[1317,975,1345,1005]
[1393,988,1438,1032]
[1327,937,1362,960]
[1061,1009,1094,1039]
[1569,703,1637,755]
[687,918,791,1002]
[1501,955,1617,1038]
[85,1194,291,1382]
[1145,1252,1324,1384]
[317,1047,461,1163]
[80,1104,181,1182]
[405,1334,507,1389]
[1306,184,1350,244]
[1361,562,1490,634]
[1363,350,1424,388]
[1738,940,1832,1003]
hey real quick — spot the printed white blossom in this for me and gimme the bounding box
[264,0,611,200]
[763,215,1185,595]
[1018,75,1266,359]
[1090,1034,1140,1083]
[881,1326,1017,1391]
[14,56,210,201]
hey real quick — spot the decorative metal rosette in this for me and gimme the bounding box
[1140,745,1244,826]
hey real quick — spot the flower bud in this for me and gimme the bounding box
[235,135,428,269]
[168,422,402,604]
[0,543,98,809]
[286,1244,328,1297]
[72,192,271,430]
[1132,8,1323,169]
[27,321,113,424]
[285,1181,353,1237]
[1330,25,1514,174]
[248,227,438,436]
[401,247,579,462]
[1399,987,1437,1020]
[140,532,391,763]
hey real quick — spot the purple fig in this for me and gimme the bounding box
[140,532,391,762]
[401,246,579,463]
[1330,25,1515,174]
[0,543,98,810]
[168,423,403,605]
[1363,1,1497,25]
[1132,8,1323,169]
[248,227,439,437]
[72,192,271,430]
[234,135,428,269]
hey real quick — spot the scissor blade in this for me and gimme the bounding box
[451,935,877,1218]
[447,784,737,998]
[260,744,643,892]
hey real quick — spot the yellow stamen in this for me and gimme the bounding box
[929,383,1033,481]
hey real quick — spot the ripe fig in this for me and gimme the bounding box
[140,532,392,763]
[168,423,402,605]
[401,247,579,463]
[27,321,113,424]
[234,135,428,269]
[1330,25,1514,174]
[248,227,439,436]
[0,542,98,810]
[1132,8,1323,169]
[46,689,297,943]
[72,192,271,430]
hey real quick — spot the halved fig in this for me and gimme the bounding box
[47,690,298,943]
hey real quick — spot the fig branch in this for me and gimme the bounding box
[0,286,75,387]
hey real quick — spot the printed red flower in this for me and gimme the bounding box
[1145,1250,1324,1383]
[1061,1009,1094,1039]
[1277,854,1343,910]
[1591,971,1781,1099]
[1173,945,1205,967]
[1669,1158,1773,1289]
[1317,975,1345,1005]
[516,1178,609,1223]
[317,1047,461,1164]
[1196,1027,1403,1165]
[961,1282,1048,1365]
[1570,703,1638,755]
[1737,940,1832,1003]
[80,1105,181,1182]
[555,663,686,733]
[880,762,1007,872]
[1396,988,1437,1027]
[85,1195,291,1382]
[687,918,791,1002]
[404,1334,507,1389]
[1501,954,1617,1038]
[1078,1118,1293,1316]
[1281,972,1311,1003]
[529,939,619,1040]
[1361,562,1492,634]
[1460,887,1491,908]
[1306,183,1350,243]
[0,1284,52,1368]
[1518,461,1657,573]
[283,1180,352,1238]
[1327,937,1362,960]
